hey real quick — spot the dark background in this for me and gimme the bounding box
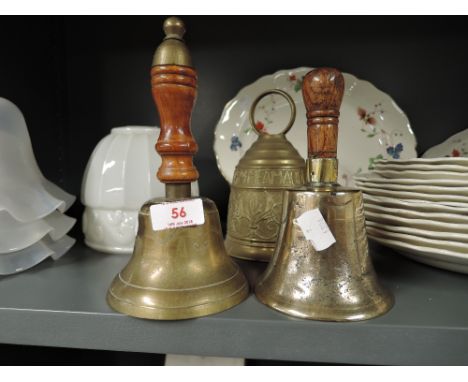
[1,16,467,365]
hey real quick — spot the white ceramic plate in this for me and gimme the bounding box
[423,129,468,158]
[368,234,468,274]
[364,210,468,234]
[360,187,468,205]
[397,252,468,274]
[363,201,468,224]
[372,169,468,181]
[373,162,468,173]
[356,180,468,196]
[366,221,468,243]
[377,157,468,166]
[362,194,468,214]
[214,67,416,186]
[366,226,468,256]
[355,172,468,187]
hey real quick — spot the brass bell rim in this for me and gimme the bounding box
[108,282,248,310]
[249,89,296,136]
[106,282,249,320]
[255,288,394,322]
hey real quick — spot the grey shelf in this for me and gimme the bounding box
[0,240,468,365]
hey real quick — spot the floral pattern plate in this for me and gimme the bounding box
[214,67,417,186]
[423,128,468,158]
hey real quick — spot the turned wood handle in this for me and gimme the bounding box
[302,68,345,159]
[151,65,199,183]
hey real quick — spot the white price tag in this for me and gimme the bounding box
[150,198,205,231]
[295,208,336,251]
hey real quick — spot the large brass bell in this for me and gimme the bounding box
[225,90,306,262]
[255,68,394,321]
[106,17,249,320]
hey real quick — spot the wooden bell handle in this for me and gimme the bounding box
[302,68,345,159]
[151,65,199,183]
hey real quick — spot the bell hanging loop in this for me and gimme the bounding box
[249,89,297,136]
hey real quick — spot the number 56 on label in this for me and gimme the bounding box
[150,199,205,231]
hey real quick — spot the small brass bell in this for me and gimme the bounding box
[225,90,306,262]
[255,68,394,321]
[106,17,249,320]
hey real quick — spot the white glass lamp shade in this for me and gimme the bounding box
[81,126,199,254]
[0,210,76,253]
[0,235,76,275]
[0,98,76,274]
[0,98,76,222]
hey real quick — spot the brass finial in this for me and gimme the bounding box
[163,17,186,39]
[152,16,192,67]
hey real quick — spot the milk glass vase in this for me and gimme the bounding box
[81,126,199,254]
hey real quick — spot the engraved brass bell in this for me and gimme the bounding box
[225,90,306,262]
[255,68,394,321]
[106,17,249,320]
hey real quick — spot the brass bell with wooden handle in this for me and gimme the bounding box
[106,17,249,320]
[225,89,306,262]
[255,68,394,321]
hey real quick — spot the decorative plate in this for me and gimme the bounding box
[363,201,468,224]
[214,67,417,186]
[369,169,468,181]
[423,128,468,158]
[355,180,468,196]
[368,233,468,274]
[366,221,468,242]
[363,194,468,214]
[355,172,468,187]
[376,157,468,166]
[374,157,468,172]
[364,211,468,234]
[367,227,468,255]
[359,186,468,205]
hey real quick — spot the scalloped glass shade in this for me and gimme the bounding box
[0,97,76,274]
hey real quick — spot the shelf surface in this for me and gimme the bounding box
[0,240,468,365]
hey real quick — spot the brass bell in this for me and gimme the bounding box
[225,90,306,262]
[255,68,394,321]
[106,17,249,320]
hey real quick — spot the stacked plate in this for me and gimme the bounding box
[354,158,468,274]
[0,98,76,275]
